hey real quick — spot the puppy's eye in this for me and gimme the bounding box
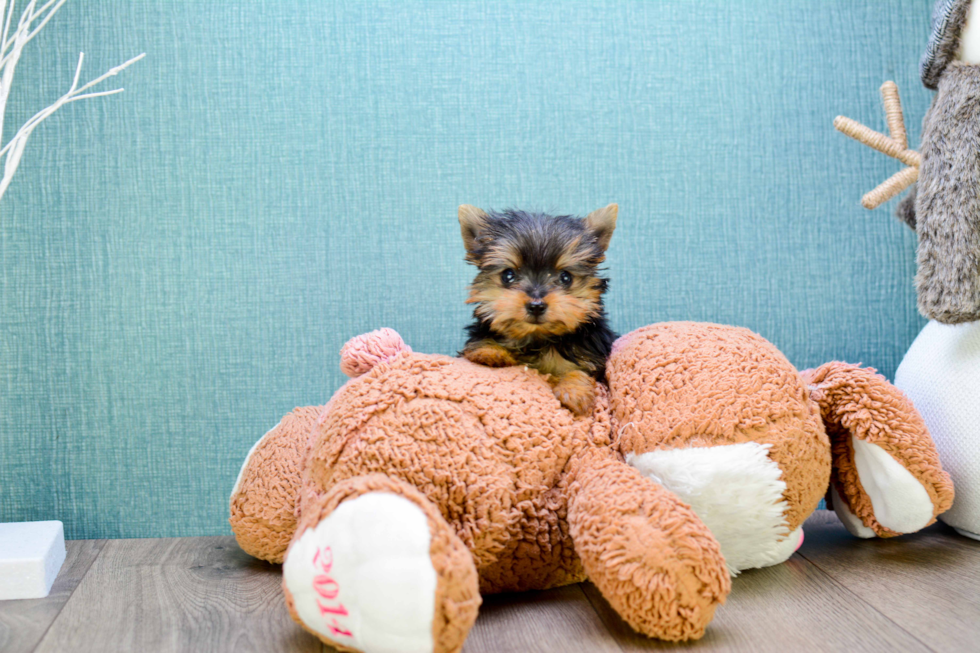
[558,271,573,287]
[501,269,516,286]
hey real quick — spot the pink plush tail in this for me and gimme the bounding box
[339,328,412,378]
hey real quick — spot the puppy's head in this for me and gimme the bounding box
[459,204,617,339]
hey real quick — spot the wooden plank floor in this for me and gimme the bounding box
[1,511,977,653]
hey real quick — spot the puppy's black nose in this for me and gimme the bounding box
[526,299,546,317]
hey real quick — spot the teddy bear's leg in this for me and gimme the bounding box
[803,362,954,538]
[564,451,730,642]
[229,405,323,563]
[626,441,806,573]
[282,474,480,653]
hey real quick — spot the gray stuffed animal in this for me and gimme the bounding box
[841,0,980,324]
[907,0,980,324]
[837,1,980,541]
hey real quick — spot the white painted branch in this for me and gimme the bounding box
[0,0,67,64]
[0,0,142,204]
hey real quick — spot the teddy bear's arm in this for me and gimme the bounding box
[563,449,730,642]
[803,362,954,538]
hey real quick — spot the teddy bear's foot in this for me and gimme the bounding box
[803,362,954,538]
[229,405,324,563]
[284,493,437,652]
[628,441,806,573]
[283,475,480,653]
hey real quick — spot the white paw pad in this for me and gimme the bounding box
[284,492,437,653]
[831,484,876,538]
[851,437,934,534]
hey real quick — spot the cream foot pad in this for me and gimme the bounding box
[284,492,438,653]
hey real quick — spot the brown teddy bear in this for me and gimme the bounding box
[230,322,953,653]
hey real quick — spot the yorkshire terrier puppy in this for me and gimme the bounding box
[458,204,619,415]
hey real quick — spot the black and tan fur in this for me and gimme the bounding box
[458,204,618,415]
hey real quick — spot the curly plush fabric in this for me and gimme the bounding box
[565,448,730,641]
[230,405,323,563]
[230,322,953,650]
[291,342,741,641]
[802,362,954,537]
[606,322,831,533]
[284,474,481,653]
[340,328,413,378]
[302,352,600,593]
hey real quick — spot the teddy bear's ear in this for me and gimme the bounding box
[458,205,490,253]
[585,203,618,251]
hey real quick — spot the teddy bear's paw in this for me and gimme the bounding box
[806,360,953,536]
[750,526,805,567]
[830,484,876,538]
[839,437,935,535]
[284,492,439,653]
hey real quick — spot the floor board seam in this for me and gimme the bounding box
[796,551,939,653]
[576,583,631,653]
[29,540,108,653]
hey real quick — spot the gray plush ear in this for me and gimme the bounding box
[585,203,618,251]
[458,205,489,252]
[921,0,972,90]
[895,184,918,231]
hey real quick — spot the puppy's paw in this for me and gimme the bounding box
[462,341,519,368]
[552,371,595,416]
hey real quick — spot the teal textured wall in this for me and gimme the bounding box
[1,1,931,539]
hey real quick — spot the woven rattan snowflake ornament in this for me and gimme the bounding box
[834,81,921,210]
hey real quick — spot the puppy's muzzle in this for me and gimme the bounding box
[525,299,546,318]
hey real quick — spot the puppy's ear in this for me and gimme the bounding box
[458,205,490,252]
[585,203,618,251]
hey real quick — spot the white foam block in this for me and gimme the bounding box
[0,521,67,600]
